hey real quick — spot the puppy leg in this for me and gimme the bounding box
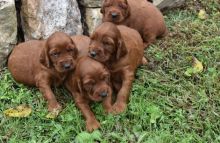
[102,89,113,114]
[36,74,61,112]
[112,70,134,114]
[143,30,156,48]
[75,95,100,132]
[141,57,148,65]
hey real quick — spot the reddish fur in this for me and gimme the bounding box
[65,56,113,132]
[89,22,144,114]
[8,32,78,112]
[101,0,168,48]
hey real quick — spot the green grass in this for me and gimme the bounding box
[1,0,220,142]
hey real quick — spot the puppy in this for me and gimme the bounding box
[89,22,144,114]
[65,56,112,132]
[101,0,167,48]
[8,32,78,112]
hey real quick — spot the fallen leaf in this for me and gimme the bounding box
[198,9,207,19]
[4,105,32,117]
[192,57,203,72]
[185,56,203,76]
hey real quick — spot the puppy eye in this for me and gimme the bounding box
[67,49,74,52]
[103,41,112,46]
[50,52,60,57]
[84,80,95,91]
[119,3,127,9]
[102,74,110,82]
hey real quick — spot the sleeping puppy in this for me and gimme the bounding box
[8,32,78,112]
[89,22,144,114]
[101,0,167,48]
[65,56,112,132]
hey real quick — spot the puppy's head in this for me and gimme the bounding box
[40,32,78,73]
[101,0,130,23]
[76,57,112,102]
[89,22,127,64]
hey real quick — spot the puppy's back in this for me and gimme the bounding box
[8,40,44,85]
[71,35,90,58]
[117,25,144,67]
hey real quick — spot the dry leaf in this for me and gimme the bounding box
[4,105,32,117]
[198,9,207,19]
[192,57,203,72]
[185,56,203,76]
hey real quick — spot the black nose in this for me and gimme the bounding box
[100,92,108,97]
[90,51,96,58]
[63,63,71,69]
[111,12,118,18]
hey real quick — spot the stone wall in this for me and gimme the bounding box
[0,0,185,69]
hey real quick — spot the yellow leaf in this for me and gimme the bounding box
[198,9,207,19]
[192,57,203,73]
[4,105,32,117]
[46,109,61,119]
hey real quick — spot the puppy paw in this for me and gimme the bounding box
[104,107,114,114]
[86,119,100,132]
[141,57,148,65]
[48,102,62,112]
[112,102,127,114]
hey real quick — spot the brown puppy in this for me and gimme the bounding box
[8,32,78,112]
[101,0,167,48]
[89,22,144,114]
[65,56,112,132]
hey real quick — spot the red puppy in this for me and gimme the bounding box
[89,22,144,114]
[101,0,167,48]
[8,32,78,112]
[65,56,112,132]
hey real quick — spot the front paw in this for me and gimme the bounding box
[86,119,100,132]
[104,106,114,114]
[112,102,127,114]
[48,101,62,112]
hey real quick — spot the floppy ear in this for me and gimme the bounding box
[116,38,127,60]
[125,1,131,18]
[40,44,51,68]
[100,0,108,14]
[76,78,83,94]
[68,43,78,59]
[100,5,104,14]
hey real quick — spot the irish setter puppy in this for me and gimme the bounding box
[8,32,78,112]
[101,0,167,48]
[89,22,144,114]
[65,56,112,132]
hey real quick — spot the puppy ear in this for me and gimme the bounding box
[125,1,131,18]
[77,79,83,94]
[116,38,127,60]
[100,6,104,14]
[68,43,78,59]
[100,0,107,14]
[40,45,51,68]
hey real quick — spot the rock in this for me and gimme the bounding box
[0,0,17,69]
[79,0,104,8]
[21,0,83,40]
[153,0,185,10]
[85,8,102,35]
